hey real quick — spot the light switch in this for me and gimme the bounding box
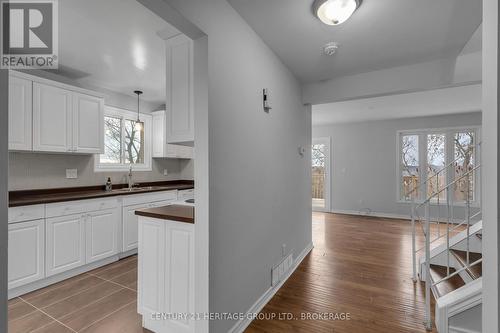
[66,169,78,179]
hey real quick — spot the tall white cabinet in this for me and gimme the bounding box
[165,35,194,144]
[9,71,104,154]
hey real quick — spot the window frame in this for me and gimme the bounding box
[396,126,481,206]
[94,106,152,172]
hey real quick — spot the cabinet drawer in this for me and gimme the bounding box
[9,205,45,224]
[46,198,118,218]
[122,190,177,207]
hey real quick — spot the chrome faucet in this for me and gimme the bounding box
[128,165,135,189]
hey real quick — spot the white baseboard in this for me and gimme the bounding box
[449,326,481,333]
[329,209,411,220]
[228,242,314,333]
[8,255,120,299]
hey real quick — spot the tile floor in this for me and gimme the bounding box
[8,255,151,333]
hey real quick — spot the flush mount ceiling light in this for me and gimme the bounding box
[313,0,362,26]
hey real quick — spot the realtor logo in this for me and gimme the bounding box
[1,0,58,69]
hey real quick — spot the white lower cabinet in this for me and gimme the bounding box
[8,190,181,294]
[46,214,86,277]
[123,204,146,253]
[138,217,195,333]
[8,220,45,289]
[86,208,119,263]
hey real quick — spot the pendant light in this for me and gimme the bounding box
[134,90,143,131]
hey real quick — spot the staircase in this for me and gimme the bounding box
[409,143,482,333]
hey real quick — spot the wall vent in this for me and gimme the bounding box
[271,252,294,286]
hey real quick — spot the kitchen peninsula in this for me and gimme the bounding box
[135,204,195,333]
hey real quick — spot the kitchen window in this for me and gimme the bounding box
[398,127,480,204]
[95,106,152,172]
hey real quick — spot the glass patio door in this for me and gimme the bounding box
[312,138,330,211]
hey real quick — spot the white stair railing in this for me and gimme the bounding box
[407,143,481,331]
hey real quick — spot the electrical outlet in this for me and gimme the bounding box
[66,169,77,179]
[163,169,168,176]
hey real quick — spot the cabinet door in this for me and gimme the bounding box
[33,82,72,152]
[163,222,195,333]
[122,204,147,252]
[73,93,104,154]
[152,111,165,158]
[8,220,45,289]
[86,208,119,263]
[165,35,194,144]
[46,214,85,277]
[138,218,165,318]
[8,75,33,151]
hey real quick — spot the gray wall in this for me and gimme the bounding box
[0,67,8,333]
[159,1,312,332]
[8,153,190,190]
[313,112,482,219]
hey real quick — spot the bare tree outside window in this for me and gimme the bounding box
[454,132,475,201]
[401,135,419,200]
[99,115,145,166]
[101,116,122,164]
[124,120,145,164]
[427,134,446,200]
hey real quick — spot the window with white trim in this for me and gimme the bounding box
[95,106,152,171]
[398,128,479,203]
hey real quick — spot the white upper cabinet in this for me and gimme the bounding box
[165,35,194,144]
[9,72,104,154]
[8,74,32,151]
[152,110,194,159]
[73,93,104,154]
[33,82,73,152]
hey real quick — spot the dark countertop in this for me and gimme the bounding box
[9,180,194,207]
[135,205,194,224]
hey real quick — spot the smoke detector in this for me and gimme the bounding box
[323,42,339,56]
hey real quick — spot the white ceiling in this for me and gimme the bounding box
[312,84,482,126]
[227,0,482,83]
[56,0,180,104]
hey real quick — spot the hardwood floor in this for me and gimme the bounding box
[8,255,150,333]
[245,212,444,333]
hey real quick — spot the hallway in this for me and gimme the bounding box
[246,212,439,332]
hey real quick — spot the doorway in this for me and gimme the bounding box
[312,137,331,212]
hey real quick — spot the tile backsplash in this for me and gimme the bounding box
[9,152,193,191]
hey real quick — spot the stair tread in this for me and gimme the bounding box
[429,264,465,297]
[450,249,482,280]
